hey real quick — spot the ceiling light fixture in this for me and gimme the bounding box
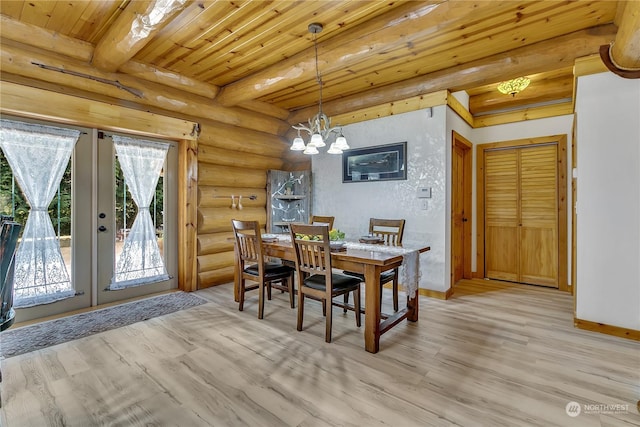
[290,23,349,155]
[497,77,531,96]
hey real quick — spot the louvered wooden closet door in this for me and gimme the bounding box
[485,150,519,282]
[519,145,558,287]
[484,144,559,288]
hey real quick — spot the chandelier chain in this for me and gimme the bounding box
[314,31,323,117]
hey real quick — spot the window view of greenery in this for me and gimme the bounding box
[0,149,71,237]
[114,157,165,242]
[0,150,164,241]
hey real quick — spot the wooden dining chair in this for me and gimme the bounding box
[344,218,406,311]
[289,224,361,343]
[231,219,296,319]
[310,215,335,230]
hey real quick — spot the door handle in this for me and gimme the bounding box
[98,225,107,232]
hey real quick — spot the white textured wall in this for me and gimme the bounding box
[311,107,448,291]
[575,73,640,330]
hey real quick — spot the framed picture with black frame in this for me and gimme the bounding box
[342,142,407,183]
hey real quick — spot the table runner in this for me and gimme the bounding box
[276,235,420,298]
[343,242,421,298]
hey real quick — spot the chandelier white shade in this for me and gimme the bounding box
[290,131,306,151]
[290,23,348,155]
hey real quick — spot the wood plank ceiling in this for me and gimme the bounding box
[0,0,631,130]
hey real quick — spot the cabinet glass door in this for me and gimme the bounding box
[267,170,310,233]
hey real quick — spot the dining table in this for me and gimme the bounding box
[233,234,430,353]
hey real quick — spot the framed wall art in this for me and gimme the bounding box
[342,142,407,183]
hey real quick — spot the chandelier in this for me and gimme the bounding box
[290,23,349,155]
[497,77,531,96]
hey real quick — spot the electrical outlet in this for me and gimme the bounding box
[421,199,428,210]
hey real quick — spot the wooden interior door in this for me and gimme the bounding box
[451,132,472,284]
[484,144,559,288]
[519,145,558,286]
[485,149,520,282]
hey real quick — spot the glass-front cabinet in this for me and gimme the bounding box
[267,170,311,233]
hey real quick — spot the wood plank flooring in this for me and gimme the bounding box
[1,279,638,426]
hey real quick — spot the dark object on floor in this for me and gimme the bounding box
[0,216,21,332]
[0,291,207,358]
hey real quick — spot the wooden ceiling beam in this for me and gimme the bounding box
[0,80,197,141]
[0,40,288,136]
[469,76,574,115]
[92,0,190,72]
[0,15,221,101]
[601,0,640,76]
[215,1,506,107]
[0,14,93,62]
[119,60,219,99]
[288,25,616,125]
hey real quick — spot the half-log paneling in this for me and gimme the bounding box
[198,266,236,288]
[198,165,266,188]
[195,125,278,288]
[197,207,266,235]
[198,186,267,209]
[198,145,284,170]
[197,232,235,256]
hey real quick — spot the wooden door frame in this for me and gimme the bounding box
[451,131,473,285]
[476,135,568,292]
[571,115,577,299]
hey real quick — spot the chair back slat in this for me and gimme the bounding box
[310,215,335,230]
[231,219,296,317]
[232,219,264,270]
[290,223,361,343]
[369,218,405,245]
[290,224,331,276]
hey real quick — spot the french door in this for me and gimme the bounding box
[95,132,177,305]
[94,132,177,305]
[3,118,177,323]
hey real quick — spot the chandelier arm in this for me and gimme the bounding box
[292,123,313,135]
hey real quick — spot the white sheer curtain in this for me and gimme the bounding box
[0,119,80,307]
[110,136,169,289]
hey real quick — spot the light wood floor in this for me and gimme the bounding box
[1,279,638,426]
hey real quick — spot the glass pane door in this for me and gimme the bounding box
[1,121,178,322]
[96,133,177,305]
[0,117,92,323]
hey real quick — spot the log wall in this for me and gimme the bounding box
[0,21,311,291]
[195,134,301,288]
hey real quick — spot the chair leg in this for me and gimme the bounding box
[343,292,349,313]
[354,287,361,327]
[392,272,399,312]
[288,274,295,308]
[267,282,272,300]
[325,297,333,343]
[238,279,246,311]
[322,299,326,316]
[258,281,265,319]
[297,290,304,331]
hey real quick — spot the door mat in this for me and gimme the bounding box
[0,291,207,358]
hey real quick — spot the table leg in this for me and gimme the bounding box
[364,264,382,353]
[407,293,419,322]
